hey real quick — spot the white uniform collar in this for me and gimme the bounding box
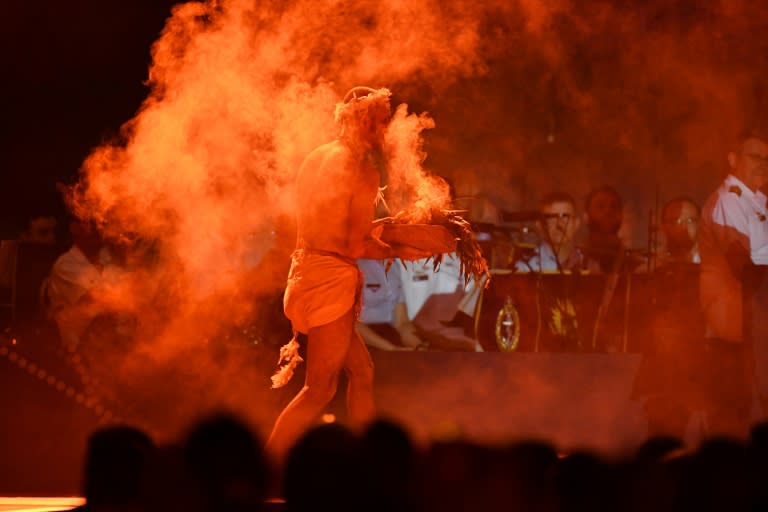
[724,174,768,206]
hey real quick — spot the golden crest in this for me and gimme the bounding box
[495,297,520,352]
[549,298,577,337]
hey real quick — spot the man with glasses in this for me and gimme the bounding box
[697,127,768,438]
[515,192,598,273]
[658,197,701,266]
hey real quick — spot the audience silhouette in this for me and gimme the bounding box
[183,413,271,512]
[49,413,768,511]
[71,425,155,512]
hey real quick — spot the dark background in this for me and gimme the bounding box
[1,1,178,236]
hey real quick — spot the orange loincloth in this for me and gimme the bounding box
[272,249,361,388]
[283,249,361,333]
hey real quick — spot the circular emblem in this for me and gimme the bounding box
[495,298,520,352]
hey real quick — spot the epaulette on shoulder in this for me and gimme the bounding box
[728,185,742,197]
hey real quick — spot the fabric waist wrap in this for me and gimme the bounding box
[272,248,362,388]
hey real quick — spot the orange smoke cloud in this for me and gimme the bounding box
[63,0,492,395]
[384,104,451,220]
[58,0,768,436]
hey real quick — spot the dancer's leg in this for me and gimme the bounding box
[343,329,375,430]
[266,309,355,460]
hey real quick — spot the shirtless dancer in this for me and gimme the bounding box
[266,87,407,460]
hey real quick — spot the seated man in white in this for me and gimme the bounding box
[398,253,482,351]
[43,218,134,351]
[356,259,424,350]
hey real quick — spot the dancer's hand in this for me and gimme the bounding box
[400,330,425,349]
[372,216,394,227]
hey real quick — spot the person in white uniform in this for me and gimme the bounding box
[697,127,768,438]
[700,133,768,342]
[356,259,424,350]
[399,253,482,351]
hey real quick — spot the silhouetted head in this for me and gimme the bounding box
[360,419,416,512]
[585,185,623,235]
[184,413,269,512]
[684,437,750,511]
[750,420,768,454]
[284,423,363,512]
[553,452,614,510]
[82,425,155,509]
[361,418,414,471]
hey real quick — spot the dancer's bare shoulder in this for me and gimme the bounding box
[299,140,350,177]
[294,141,360,254]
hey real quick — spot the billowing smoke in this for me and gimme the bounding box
[68,0,488,344]
[62,0,768,440]
[65,0,494,435]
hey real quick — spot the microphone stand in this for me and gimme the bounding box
[539,217,580,351]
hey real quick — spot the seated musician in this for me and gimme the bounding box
[42,217,137,352]
[657,196,701,267]
[582,185,647,273]
[356,258,425,351]
[514,192,598,273]
[398,253,483,351]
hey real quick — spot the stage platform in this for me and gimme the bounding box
[2,339,648,494]
[3,333,767,496]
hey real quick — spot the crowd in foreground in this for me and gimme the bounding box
[64,412,768,512]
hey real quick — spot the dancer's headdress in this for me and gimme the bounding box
[334,86,391,124]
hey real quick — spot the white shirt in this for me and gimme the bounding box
[399,253,471,320]
[357,259,404,325]
[44,245,121,348]
[514,243,597,273]
[699,174,768,341]
[45,246,104,314]
[709,174,768,264]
